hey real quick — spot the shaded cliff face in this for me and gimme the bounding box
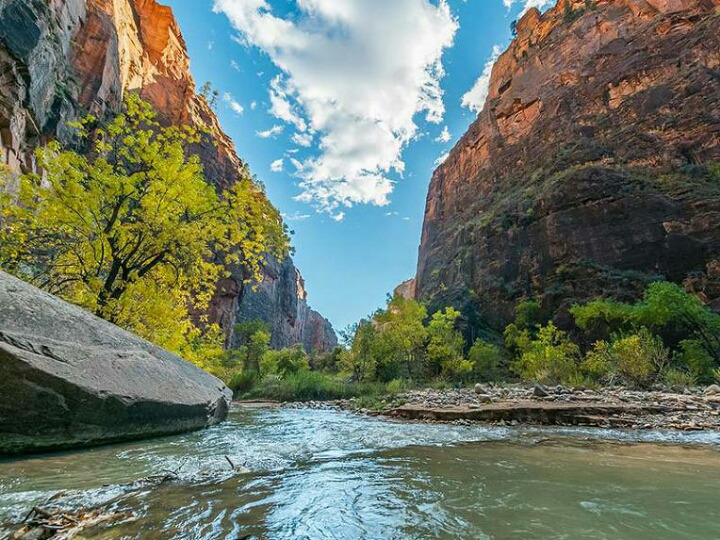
[235,256,338,353]
[0,0,336,352]
[416,0,720,337]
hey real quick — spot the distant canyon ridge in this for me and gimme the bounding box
[0,0,336,352]
[403,0,720,340]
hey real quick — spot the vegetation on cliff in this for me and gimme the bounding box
[0,96,289,367]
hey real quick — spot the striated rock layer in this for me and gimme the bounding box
[0,271,232,455]
[415,0,720,338]
[0,0,336,351]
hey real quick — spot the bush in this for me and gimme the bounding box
[229,370,258,395]
[386,378,411,395]
[662,367,697,390]
[583,328,667,387]
[468,339,504,382]
[675,339,715,384]
[512,322,581,385]
[261,345,310,377]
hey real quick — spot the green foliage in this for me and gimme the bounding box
[228,370,258,395]
[513,322,581,385]
[583,328,668,388]
[343,321,379,382]
[675,340,716,384]
[0,95,288,367]
[468,339,504,382]
[426,307,472,380]
[243,371,386,402]
[572,282,720,363]
[386,378,411,395]
[261,345,310,377]
[373,295,428,380]
[662,367,697,390]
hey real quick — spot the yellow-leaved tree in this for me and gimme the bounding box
[0,94,289,367]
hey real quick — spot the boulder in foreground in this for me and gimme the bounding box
[0,271,232,456]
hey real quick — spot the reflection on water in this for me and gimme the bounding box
[1,408,720,539]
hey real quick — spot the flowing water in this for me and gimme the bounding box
[2,407,720,539]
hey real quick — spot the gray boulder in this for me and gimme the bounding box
[0,271,232,455]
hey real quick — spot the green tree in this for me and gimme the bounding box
[261,345,310,377]
[342,321,378,382]
[426,307,471,380]
[513,322,581,385]
[0,95,288,359]
[373,295,428,380]
[468,339,504,382]
[572,282,720,363]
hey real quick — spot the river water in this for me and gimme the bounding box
[2,407,720,539]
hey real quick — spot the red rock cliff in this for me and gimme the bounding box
[415,0,720,337]
[0,0,336,351]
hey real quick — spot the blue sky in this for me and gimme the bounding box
[163,0,551,332]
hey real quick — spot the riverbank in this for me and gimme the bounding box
[260,384,720,431]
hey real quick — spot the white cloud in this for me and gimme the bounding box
[292,132,313,147]
[434,151,450,167]
[503,0,554,16]
[282,211,312,221]
[213,0,458,214]
[270,158,284,172]
[435,126,451,143]
[223,92,245,115]
[231,59,242,72]
[250,100,257,110]
[256,125,284,138]
[332,212,346,222]
[460,44,502,114]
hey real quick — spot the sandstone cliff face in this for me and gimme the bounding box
[416,0,720,338]
[0,0,336,352]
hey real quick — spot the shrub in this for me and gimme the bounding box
[662,367,697,390]
[675,339,716,384]
[468,339,504,382]
[572,282,720,362]
[583,328,668,387]
[386,378,411,394]
[229,370,258,395]
[512,322,581,385]
[261,345,310,377]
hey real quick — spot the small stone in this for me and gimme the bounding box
[533,384,549,397]
[705,384,720,396]
[476,394,492,404]
[474,383,485,394]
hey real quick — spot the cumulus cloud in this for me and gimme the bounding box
[213,0,458,215]
[270,158,284,172]
[223,92,245,115]
[256,125,284,138]
[435,126,451,143]
[292,132,313,147]
[460,44,502,114]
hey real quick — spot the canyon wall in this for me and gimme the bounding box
[416,0,720,339]
[0,0,336,352]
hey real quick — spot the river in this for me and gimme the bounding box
[2,407,720,539]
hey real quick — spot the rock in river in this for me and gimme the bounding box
[0,271,232,456]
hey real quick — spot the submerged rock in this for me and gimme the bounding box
[0,271,232,456]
